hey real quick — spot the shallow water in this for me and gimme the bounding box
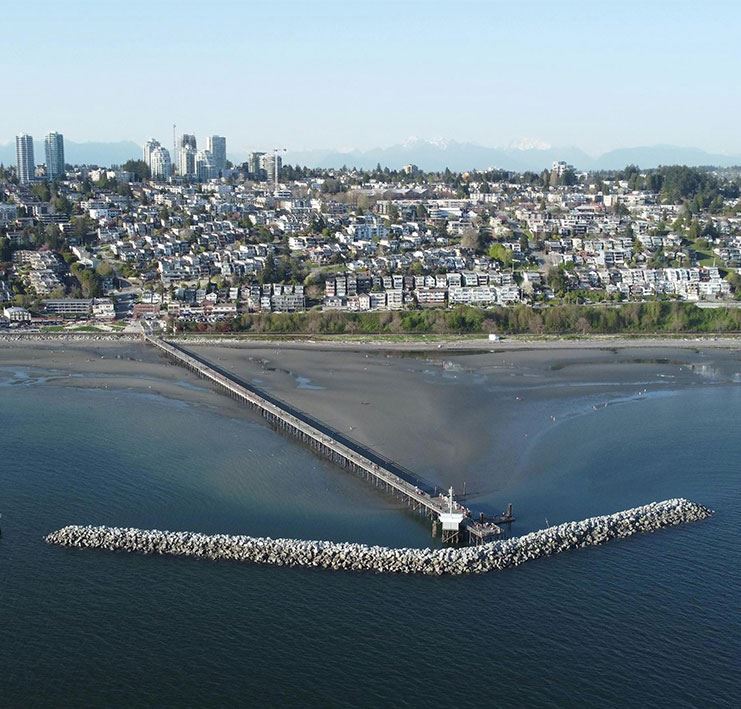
[0,357,739,707]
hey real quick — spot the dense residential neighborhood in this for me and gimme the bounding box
[2,134,741,334]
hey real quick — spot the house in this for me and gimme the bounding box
[92,299,116,320]
[3,306,31,322]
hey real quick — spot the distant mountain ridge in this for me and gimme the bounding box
[589,145,741,171]
[286,139,741,172]
[1,137,739,172]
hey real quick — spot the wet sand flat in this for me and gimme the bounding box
[3,335,740,495]
[184,339,741,490]
[0,339,235,416]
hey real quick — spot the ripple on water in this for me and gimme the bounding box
[0,364,739,707]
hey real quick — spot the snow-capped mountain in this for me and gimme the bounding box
[287,140,741,172]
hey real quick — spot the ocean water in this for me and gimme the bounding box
[0,364,739,707]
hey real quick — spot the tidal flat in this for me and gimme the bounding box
[1,335,739,706]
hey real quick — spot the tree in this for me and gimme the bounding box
[460,228,481,251]
[688,219,701,241]
[52,194,73,216]
[260,254,278,284]
[726,271,741,300]
[547,266,569,295]
[71,263,103,298]
[96,261,114,277]
[488,243,513,267]
[80,177,93,197]
[702,220,719,240]
[321,178,342,194]
[121,159,150,181]
[561,168,578,186]
[31,182,51,202]
[613,202,630,217]
[44,224,62,250]
[70,215,97,245]
[0,236,11,262]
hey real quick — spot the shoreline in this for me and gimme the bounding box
[3,334,739,511]
[2,330,741,353]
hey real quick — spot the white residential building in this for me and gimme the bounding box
[179,145,196,178]
[150,146,172,180]
[143,138,161,168]
[196,150,216,181]
[16,134,35,185]
[206,136,226,174]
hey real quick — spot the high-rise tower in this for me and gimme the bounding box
[45,132,65,181]
[149,146,172,179]
[143,138,161,168]
[16,134,35,185]
[179,145,196,178]
[195,150,216,181]
[260,151,283,187]
[249,152,266,177]
[206,135,226,175]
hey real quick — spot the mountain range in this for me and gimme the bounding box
[285,139,741,172]
[1,137,739,173]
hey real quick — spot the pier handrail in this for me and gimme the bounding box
[145,335,452,517]
[159,339,441,489]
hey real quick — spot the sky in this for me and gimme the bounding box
[4,0,741,156]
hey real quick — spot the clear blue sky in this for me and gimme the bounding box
[4,0,741,155]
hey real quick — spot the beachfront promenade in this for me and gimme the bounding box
[143,335,508,543]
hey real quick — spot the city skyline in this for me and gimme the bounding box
[8,129,741,175]
[4,0,741,155]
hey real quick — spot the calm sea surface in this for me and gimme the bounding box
[0,364,739,707]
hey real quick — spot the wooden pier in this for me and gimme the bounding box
[144,335,513,544]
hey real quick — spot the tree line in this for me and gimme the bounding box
[175,302,741,336]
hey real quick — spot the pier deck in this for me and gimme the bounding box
[144,335,511,543]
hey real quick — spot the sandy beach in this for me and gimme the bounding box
[181,339,739,488]
[3,334,740,497]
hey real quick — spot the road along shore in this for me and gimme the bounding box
[46,498,711,576]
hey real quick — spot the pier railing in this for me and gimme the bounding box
[143,335,510,542]
[144,336,456,519]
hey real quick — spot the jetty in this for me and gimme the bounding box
[143,335,512,544]
[45,499,713,576]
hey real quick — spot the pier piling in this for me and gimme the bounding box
[143,335,506,543]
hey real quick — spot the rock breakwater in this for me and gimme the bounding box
[45,498,711,576]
